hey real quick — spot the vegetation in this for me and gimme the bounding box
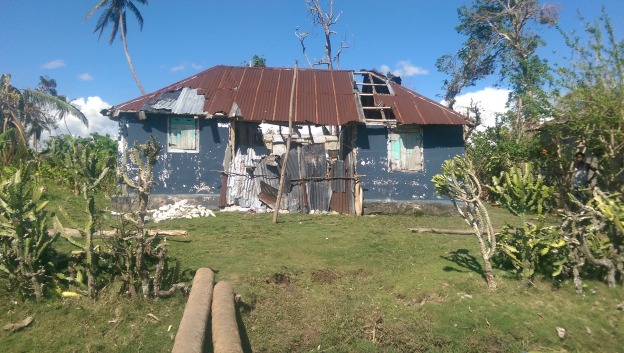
[0,1,622,352]
[112,137,187,299]
[1,210,623,352]
[432,156,498,290]
[0,165,58,300]
[1,74,87,164]
[437,0,557,140]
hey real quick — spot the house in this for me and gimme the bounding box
[102,65,469,214]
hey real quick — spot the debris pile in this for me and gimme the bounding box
[148,200,216,223]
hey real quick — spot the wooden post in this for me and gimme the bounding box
[273,61,298,224]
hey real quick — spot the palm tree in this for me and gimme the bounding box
[85,0,148,95]
[0,74,87,162]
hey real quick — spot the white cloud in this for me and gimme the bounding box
[450,87,511,129]
[191,64,203,70]
[41,59,66,69]
[171,65,185,72]
[78,73,93,81]
[380,60,429,77]
[44,96,116,139]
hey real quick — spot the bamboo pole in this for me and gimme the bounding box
[273,62,298,224]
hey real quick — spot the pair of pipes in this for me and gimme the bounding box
[172,268,243,353]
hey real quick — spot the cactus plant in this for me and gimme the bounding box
[52,138,110,298]
[0,165,58,299]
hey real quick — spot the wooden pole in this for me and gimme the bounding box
[273,61,298,224]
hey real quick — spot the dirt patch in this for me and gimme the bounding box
[395,292,446,307]
[311,269,342,284]
[268,273,291,285]
[351,268,373,278]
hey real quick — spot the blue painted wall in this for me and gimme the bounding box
[356,124,464,201]
[121,114,229,195]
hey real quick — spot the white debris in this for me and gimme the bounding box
[147,200,216,223]
[219,205,268,213]
[220,205,252,212]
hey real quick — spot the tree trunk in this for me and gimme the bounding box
[482,256,497,290]
[119,13,146,96]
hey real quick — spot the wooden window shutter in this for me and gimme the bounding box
[169,117,197,150]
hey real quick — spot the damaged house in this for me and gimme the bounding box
[103,65,469,214]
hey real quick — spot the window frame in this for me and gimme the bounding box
[167,116,199,153]
[387,126,423,172]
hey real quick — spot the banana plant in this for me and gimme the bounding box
[53,138,110,298]
[0,166,58,300]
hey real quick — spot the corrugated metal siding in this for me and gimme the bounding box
[226,146,266,208]
[110,66,467,126]
[302,144,331,212]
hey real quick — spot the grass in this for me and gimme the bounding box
[1,199,623,352]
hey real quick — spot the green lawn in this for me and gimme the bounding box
[1,208,622,352]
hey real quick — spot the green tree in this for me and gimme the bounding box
[85,0,148,95]
[553,8,624,194]
[437,0,558,140]
[23,76,88,149]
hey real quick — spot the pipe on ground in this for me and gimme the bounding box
[172,268,215,353]
[211,281,243,353]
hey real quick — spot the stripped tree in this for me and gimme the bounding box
[296,0,349,69]
[432,156,498,290]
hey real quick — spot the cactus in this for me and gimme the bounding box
[0,165,58,300]
[490,163,555,216]
[112,136,186,299]
[52,138,110,298]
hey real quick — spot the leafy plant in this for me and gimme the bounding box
[495,217,566,283]
[0,165,58,299]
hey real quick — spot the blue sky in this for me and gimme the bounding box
[1,0,622,136]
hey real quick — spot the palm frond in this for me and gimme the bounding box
[22,90,88,127]
[109,10,121,45]
[127,2,144,30]
[84,0,109,21]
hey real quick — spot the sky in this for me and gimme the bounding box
[1,0,623,137]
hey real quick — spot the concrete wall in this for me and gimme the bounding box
[121,114,229,196]
[356,124,464,201]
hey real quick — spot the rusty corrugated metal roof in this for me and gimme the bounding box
[108,65,468,126]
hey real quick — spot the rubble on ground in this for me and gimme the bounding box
[148,199,216,223]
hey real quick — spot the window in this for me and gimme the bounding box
[388,127,423,172]
[168,116,199,152]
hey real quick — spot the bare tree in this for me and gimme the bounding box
[296,0,349,69]
[432,156,498,290]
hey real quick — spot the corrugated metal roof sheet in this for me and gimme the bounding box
[109,65,468,126]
